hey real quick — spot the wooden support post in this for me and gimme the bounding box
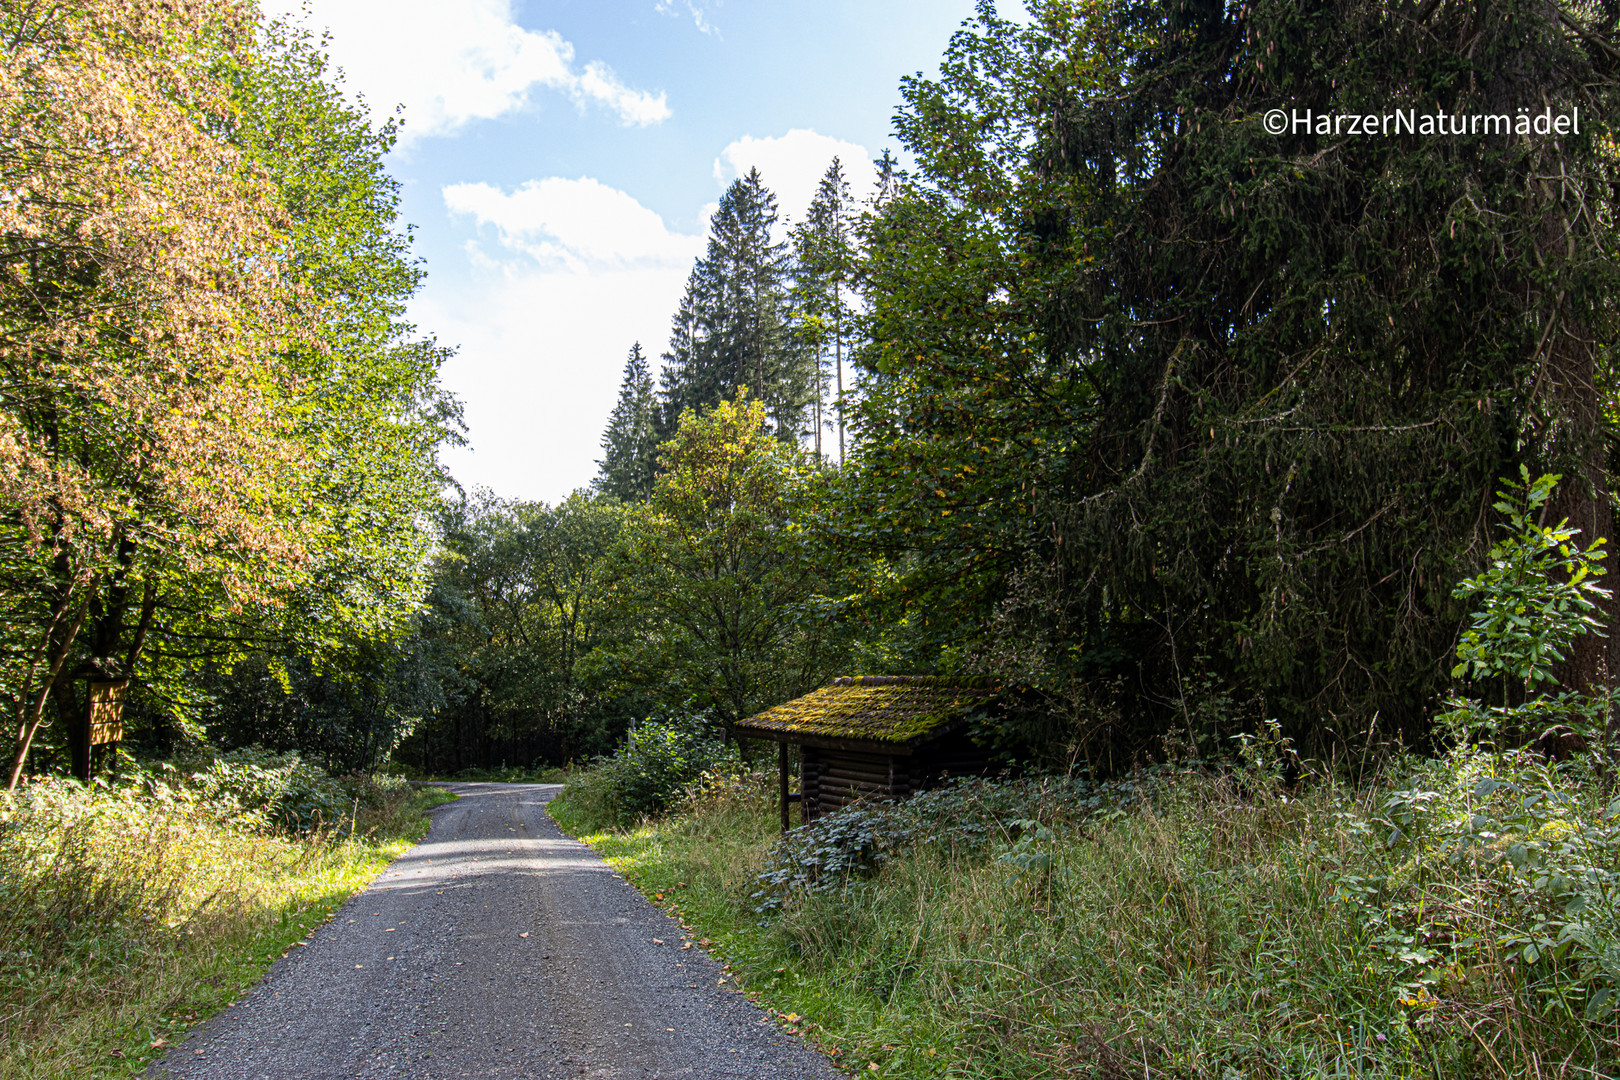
[779,740,790,833]
[69,683,90,783]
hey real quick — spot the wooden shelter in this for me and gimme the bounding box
[736,676,1001,830]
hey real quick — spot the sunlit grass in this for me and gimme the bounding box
[0,782,454,1078]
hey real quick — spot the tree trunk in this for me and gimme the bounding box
[6,593,90,791]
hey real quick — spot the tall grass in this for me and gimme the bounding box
[0,775,452,1078]
[554,764,1620,1079]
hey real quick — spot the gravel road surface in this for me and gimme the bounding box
[149,782,842,1079]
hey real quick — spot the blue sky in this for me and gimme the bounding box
[268,0,986,502]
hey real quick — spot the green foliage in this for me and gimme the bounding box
[595,394,833,729]
[846,0,1620,758]
[1439,473,1611,747]
[1379,748,1620,1021]
[201,640,443,775]
[1451,470,1609,690]
[151,747,407,834]
[551,715,738,830]
[396,491,639,773]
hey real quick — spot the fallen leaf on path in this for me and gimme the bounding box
[680,942,693,950]
[651,938,665,945]
[518,932,530,938]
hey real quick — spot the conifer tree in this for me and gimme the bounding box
[854,0,1620,753]
[791,158,858,464]
[659,169,810,439]
[595,343,659,502]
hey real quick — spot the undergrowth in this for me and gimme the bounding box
[422,763,573,784]
[552,759,1620,1079]
[0,765,454,1078]
[552,715,737,829]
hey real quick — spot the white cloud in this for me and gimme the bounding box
[430,178,702,501]
[714,129,878,228]
[266,0,669,141]
[654,0,721,36]
[431,130,879,501]
[444,177,700,268]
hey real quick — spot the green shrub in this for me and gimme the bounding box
[553,716,738,830]
[162,747,360,832]
[1377,748,1620,1022]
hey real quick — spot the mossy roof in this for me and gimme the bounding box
[736,676,1001,746]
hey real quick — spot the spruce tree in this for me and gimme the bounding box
[854,0,1620,752]
[659,169,811,439]
[595,343,659,502]
[791,158,858,464]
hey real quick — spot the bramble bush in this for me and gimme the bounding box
[752,774,1147,911]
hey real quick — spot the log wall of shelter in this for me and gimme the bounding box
[800,731,993,822]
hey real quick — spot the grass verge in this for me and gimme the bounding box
[548,766,1619,1079]
[0,782,456,1079]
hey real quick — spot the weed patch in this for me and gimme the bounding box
[0,776,453,1078]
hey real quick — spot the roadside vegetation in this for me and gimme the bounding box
[0,753,453,1079]
[557,757,1620,1079]
[552,471,1620,1078]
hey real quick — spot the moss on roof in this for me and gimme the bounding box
[736,675,1001,745]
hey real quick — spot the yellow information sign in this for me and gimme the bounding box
[87,680,128,746]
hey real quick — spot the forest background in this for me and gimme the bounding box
[9,0,1620,1075]
[6,0,1620,791]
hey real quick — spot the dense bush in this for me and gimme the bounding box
[161,746,408,833]
[553,716,739,830]
[1376,748,1620,1022]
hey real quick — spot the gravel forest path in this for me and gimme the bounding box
[149,782,841,1080]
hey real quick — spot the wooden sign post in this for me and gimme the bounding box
[72,678,128,781]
